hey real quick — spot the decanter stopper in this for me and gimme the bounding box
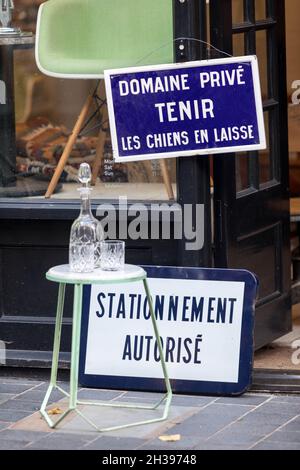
[78,162,91,186]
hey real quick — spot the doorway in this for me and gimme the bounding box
[253,0,300,375]
[209,0,291,350]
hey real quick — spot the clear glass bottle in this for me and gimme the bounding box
[69,163,104,272]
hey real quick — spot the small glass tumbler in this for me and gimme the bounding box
[100,240,125,271]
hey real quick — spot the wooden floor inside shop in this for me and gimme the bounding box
[31,182,177,201]
[254,305,300,371]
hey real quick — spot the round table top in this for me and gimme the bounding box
[46,264,146,285]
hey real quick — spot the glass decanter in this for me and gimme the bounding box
[69,163,104,272]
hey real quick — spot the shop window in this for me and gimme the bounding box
[255,0,267,21]
[236,153,250,192]
[232,33,245,57]
[232,0,244,24]
[259,111,272,185]
[256,29,268,100]
[1,0,176,202]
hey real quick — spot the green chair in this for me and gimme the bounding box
[35,0,175,199]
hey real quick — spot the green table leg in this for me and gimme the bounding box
[50,283,66,386]
[143,278,172,418]
[40,282,66,426]
[69,283,83,410]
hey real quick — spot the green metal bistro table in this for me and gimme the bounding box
[41,264,172,432]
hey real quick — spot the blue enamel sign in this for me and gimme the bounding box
[79,267,257,396]
[104,56,266,162]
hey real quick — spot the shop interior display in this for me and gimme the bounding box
[1,0,298,200]
[0,0,21,35]
[13,0,43,33]
[34,0,174,199]
[11,72,176,197]
[15,118,128,185]
[0,0,176,199]
[14,116,177,188]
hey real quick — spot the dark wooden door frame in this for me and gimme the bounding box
[210,0,291,349]
[173,0,212,268]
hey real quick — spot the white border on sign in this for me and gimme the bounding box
[104,56,266,163]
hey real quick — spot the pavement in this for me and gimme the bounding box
[1,376,300,450]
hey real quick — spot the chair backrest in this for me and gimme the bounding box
[36,0,174,78]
